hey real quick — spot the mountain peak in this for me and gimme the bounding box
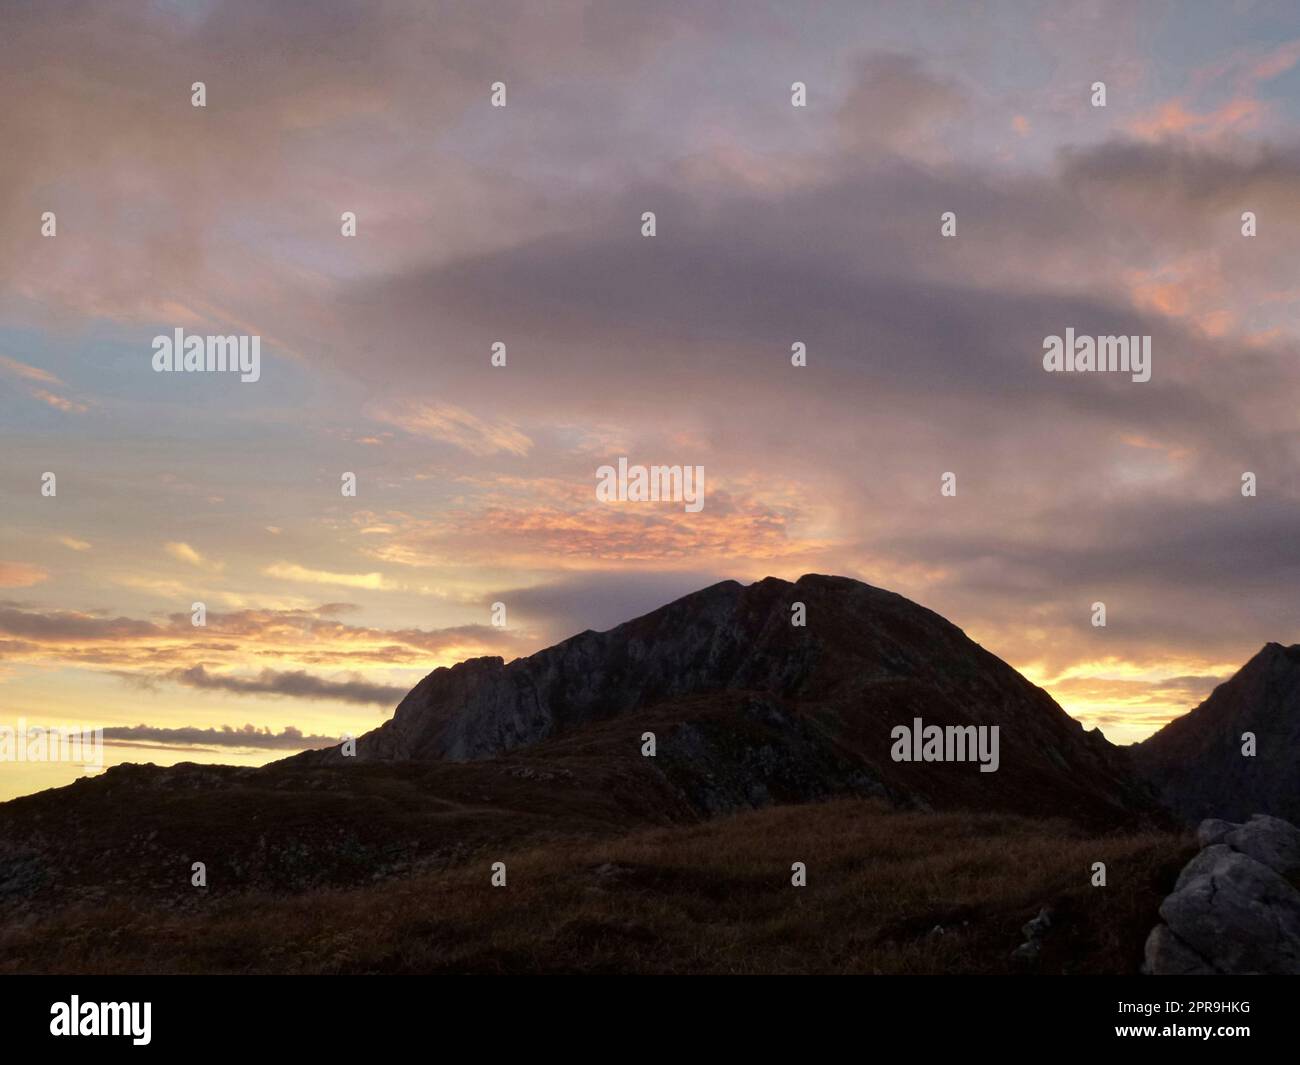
[288,574,1161,824]
[1134,641,1300,823]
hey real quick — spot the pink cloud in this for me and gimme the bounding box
[0,562,49,588]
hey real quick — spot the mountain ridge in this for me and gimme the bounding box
[285,573,1164,825]
[1132,641,1300,823]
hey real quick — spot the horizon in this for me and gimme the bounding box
[0,570,1281,800]
[4,1,1300,800]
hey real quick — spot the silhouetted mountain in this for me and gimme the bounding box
[1132,643,1300,824]
[289,574,1162,824]
[0,574,1180,973]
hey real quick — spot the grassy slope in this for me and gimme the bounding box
[0,799,1192,974]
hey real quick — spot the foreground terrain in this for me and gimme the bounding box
[0,798,1190,975]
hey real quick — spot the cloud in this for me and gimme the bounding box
[1049,673,1225,707]
[836,52,966,160]
[262,562,395,590]
[0,354,61,385]
[95,722,336,752]
[358,473,826,569]
[490,569,729,641]
[159,665,405,706]
[0,354,88,413]
[0,563,48,589]
[372,401,533,457]
[0,605,158,641]
[0,601,529,674]
[1126,98,1264,141]
[165,542,223,571]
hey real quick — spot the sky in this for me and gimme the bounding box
[2,0,1299,800]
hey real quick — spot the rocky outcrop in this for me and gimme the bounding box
[1144,814,1300,974]
[1133,643,1300,824]
[286,574,1164,824]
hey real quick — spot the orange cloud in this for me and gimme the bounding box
[1123,257,1238,337]
[165,542,223,571]
[0,562,48,588]
[0,354,61,385]
[359,474,835,570]
[0,602,527,676]
[262,562,396,591]
[0,355,88,413]
[371,401,532,457]
[1126,97,1263,141]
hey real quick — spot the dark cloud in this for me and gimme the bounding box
[836,52,966,156]
[94,722,335,751]
[1060,138,1300,215]
[0,601,526,664]
[491,570,728,641]
[162,665,405,706]
[0,606,161,642]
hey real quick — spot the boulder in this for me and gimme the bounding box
[1223,814,1300,878]
[1145,815,1300,974]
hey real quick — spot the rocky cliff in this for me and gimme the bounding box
[289,574,1163,824]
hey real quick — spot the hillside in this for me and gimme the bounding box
[0,798,1191,975]
[288,574,1163,824]
[1132,642,1300,823]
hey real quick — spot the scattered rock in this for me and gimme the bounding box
[1022,907,1053,940]
[1011,940,1040,962]
[1011,906,1053,963]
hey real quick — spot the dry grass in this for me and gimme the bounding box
[0,799,1192,974]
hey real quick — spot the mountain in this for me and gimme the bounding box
[1132,642,1300,824]
[0,573,1181,973]
[288,574,1161,825]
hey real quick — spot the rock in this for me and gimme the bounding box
[1172,843,1235,891]
[0,850,46,899]
[1143,924,1214,975]
[1145,815,1300,974]
[1195,818,1234,848]
[1160,850,1300,973]
[1022,907,1052,940]
[1223,814,1300,878]
[1011,905,1053,962]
